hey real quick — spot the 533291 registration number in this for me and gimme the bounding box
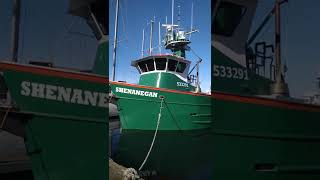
[213,65,249,80]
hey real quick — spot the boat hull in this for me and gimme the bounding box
[110,81,212,179]
[116,129,213,179]
[0,62,108,180]
[111,82,320,179]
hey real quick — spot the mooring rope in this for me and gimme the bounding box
[138,96,165,171]
[123,168,140,180]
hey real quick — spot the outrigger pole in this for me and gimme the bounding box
[112,0,119,81]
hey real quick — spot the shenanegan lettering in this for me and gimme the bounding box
[115,87,158,98]
[20,81,107,108]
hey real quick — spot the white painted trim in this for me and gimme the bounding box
[99,35,108,44]
[156,72,161,87]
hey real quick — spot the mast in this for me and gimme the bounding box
[275,0,281,83]
[271,0,289,96]
[112,0,119,81]
[177,5,181,26]
[11,0,21,63]
[158,21,161,54]
[162,0,198,58]
[171,0,174,40]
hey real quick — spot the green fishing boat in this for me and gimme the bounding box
[0,0,108,179]
[111,0,320,179]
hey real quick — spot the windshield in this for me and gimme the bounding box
[176,62,187,73]
[91,2,107,35]
[86,1,107,40]
[155,58,167,70]
[138,59,155,72]
[213,2,246,36]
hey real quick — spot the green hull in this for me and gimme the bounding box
[111,82,211,131]
[0,62,108,180]
[211,94,320,180]
[110,81,211,178]
[116,129,213,179]
[111,81,320,179]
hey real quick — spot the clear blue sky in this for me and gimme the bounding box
[109,0,320,97]
[109,0,211,92]
[1,0,319,98]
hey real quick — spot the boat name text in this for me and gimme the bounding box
[213,65,249,80]
[115,87,158,98]
[177,82,189,87]
[20,81,107,108]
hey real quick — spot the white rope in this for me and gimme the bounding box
[138,96,165,171]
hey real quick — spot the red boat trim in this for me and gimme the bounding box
[0,62,108,84]
[110,81,320,112]
[213,92,320,112]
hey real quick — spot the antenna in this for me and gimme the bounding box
[177,5,181,26]
[171,0,174,27]
[190,2,194,40]
[158,21,161,54]
[141,28,145,57]
[165,16,168,34]
[149,17,155,55]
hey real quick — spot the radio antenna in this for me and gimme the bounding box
[190,2,194,40]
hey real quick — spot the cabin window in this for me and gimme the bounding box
[90,1,107,35]
[213,2,246,36]
[176,62,187,73]
[138,59,155,72]
[87,16,103,40]
[138,62,147,72]
[155,58,167,70]
[168,59,178,71]
[146,59,155,71]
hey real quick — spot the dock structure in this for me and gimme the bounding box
[0,130,31,175]
[0,104,32,176]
